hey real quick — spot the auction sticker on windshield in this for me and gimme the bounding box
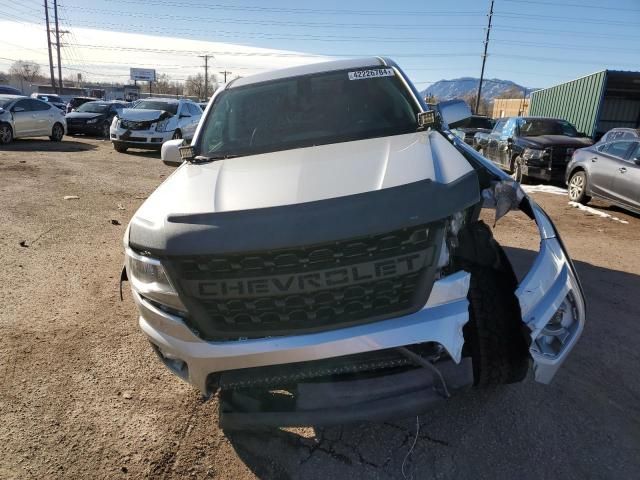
[348,68,395,80]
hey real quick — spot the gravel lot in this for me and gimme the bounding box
[1,136,639,479]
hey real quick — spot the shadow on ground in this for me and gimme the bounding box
[0,137,98,152]
[225,247,640,479]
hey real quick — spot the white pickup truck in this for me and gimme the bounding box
[121,58,585,429]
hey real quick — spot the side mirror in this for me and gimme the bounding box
[436,99,472,128]
[12,106,25,113]
[161,139,184,166]
[634,157,640,166]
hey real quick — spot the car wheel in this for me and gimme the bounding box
[49,123,64,142]
[102,121,110,138]
[172,130,182,140]
[511,156,529,184]
[456,222,530,386]
[0,123,13,144]
[568,170,591,205]
[113,143,128,153]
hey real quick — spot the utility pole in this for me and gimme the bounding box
[199,55,212,99]
[219,70,231,84]
[53,0,62,94]
[44,0,56,90]
[475,0,494,114]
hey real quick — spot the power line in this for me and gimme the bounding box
[495,11,638,27]
[502,0,640,13]
[102,0,485,17]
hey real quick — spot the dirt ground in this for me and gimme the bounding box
[1,136,639,479]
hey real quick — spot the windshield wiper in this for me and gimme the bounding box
[191,154,239,163]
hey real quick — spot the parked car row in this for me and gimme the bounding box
[471,117,639,214]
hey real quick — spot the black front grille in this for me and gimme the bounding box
[120,119,154,130]
[169,222,443,340]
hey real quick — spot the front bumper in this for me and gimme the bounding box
[521,163,566,182]
[68,122,104,135]
[135,271,472,394]
[110,126,173,149]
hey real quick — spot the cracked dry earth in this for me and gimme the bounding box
[1,137,640,479]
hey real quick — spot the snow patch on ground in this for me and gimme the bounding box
[568,202,629,224]
[521,184,567,196]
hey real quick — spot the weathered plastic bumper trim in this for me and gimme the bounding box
[134,271,471,394]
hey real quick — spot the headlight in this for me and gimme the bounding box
[156,119,170,132]
[125,248,186,312]
[87,118,99,124]
[522,148,546,160]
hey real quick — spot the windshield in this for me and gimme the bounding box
[40,95,63,103]
[77,102,110,113]
[133,100,178,115]
[519,118,579,137]
[198,67,419,158]
[466,116,495,129]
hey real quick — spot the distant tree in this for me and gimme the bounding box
[462,92,491,116]
[185,73,216,100]
[496,85,525,99]
[0,70,8,84]
[9,60,41,92]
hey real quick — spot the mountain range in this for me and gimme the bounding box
[420,77,533,102]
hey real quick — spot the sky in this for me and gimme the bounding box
[1,0,639,90]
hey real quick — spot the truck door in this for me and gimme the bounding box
[612,141,640,210]
[498,118,517,170]
[486,118,507,164]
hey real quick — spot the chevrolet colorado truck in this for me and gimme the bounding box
[474,116,593,183]
[122,58,585,429]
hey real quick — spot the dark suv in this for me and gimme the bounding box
[474,116,593,183]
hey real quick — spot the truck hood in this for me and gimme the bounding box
[133,131,475,228]
[520,135,593,148]
[119,108,173,122]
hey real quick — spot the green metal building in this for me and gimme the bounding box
[529,70,640,139]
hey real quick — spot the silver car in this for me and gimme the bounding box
[0,95,66,144]
[566,139,640,214]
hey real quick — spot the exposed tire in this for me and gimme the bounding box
[454,221,530,386]
[49,122,64,142]
[0,123,13,144]
[172,130,182,140]
[568,170,591,205]
[113,143,128,153]
[511,156,530,184]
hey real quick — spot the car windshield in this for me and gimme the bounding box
[519,119,578,137]
[133,100,178,115]
[77,102,110,113]
[466,116,495,129]
[41,95,63,103]
[198,67,419,158]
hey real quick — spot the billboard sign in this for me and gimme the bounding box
[130,68,156,82]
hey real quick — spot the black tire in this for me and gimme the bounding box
[172,130,182,140]
[0,123,13,144]
[49,122,64,142]
[568,170,591,205]
[464,265,530,385]
[113,143,128,153]
[454,221,529,386]
[511,156,529,184]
